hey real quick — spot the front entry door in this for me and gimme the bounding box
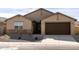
[33,21,41,34]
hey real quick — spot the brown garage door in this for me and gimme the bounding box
[45,22,70,35]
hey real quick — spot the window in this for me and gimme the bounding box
[14,21,23,30]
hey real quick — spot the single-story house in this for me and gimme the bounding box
[0,8,77,36]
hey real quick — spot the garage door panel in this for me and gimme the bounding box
[45,22,70,35]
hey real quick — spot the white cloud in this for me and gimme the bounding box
[0,8,39,17]
[0,8,39,18]
[0,8,38,18]
[0,13,17,18]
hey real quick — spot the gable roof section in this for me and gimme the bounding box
[56,12,77,21]
[43,12,77,21]
[24,8,53,16]
[5,14,31,22]
[24,8,53,21]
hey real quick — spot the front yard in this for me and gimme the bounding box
[0,35,78,50]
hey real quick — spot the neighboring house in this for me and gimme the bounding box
[0,17,6,35]
[0,22,6,35]
[0,8,77,36]
[75,21,79,27]
[74,21,79,34]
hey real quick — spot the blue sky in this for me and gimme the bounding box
[0,8,79,21]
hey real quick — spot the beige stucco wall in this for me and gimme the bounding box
[41,14,75,35]
[6,15,33,34]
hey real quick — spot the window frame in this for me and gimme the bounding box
[14,21,24,30]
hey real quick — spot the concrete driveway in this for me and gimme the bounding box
[43,35,76,42]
